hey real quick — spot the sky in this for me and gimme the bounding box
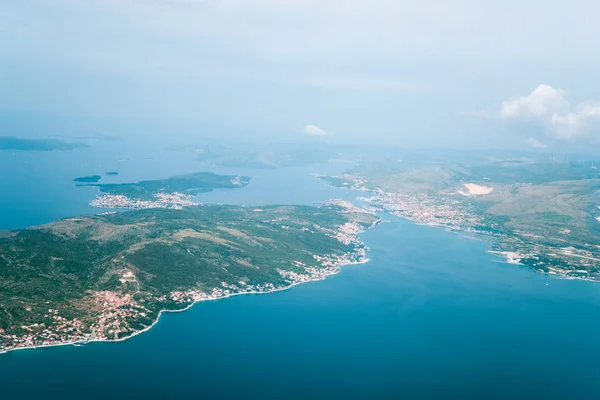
[1,0,600,150]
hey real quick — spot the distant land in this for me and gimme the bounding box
[168,143,334,169]
[74,175,102,183]
[105,171,119,176]
[0,202,378,353]
[318,151,600,280]
[0,136,89,151]
[90,134,119,141]
[51,134,120,142]
[82,171,250,201]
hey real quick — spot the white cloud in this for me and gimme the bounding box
[500,85,600,140]
[500,84,569,118]
[5,1,600,147]
[303,124,328,136]
[526,137,547,148]
[550,103,600,139]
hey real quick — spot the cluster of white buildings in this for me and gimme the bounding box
[3,286,156,351]
[278,221,370,285]
[333,221,364,245]
[166,281,284,307]
[1,310,88,351]
[1,289,152,350]
[323,173,477,231]
[90,192,199,210]
[363,192,478,230]
[230,175,246,187]
[88,291,150,340]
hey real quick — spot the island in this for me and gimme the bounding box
[0,202,379,353]
[73,175,102,183]
[0,136,89,151]
[83,171,249,200]
[105,172,119,176]
[82,171,251,209]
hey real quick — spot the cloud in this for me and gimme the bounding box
[500,85,600,139]
[303,124,328,136]
[5,1,600,147]
[526,137,547,148]
[550,103,600,139]
[500,84,569,118]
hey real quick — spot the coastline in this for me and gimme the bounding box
[0,253,372,356]
[323,175,600,284]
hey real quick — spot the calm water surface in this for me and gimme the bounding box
[1,141,600,399]
[0,139,353,229]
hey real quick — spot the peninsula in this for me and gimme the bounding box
[0,202,378,353]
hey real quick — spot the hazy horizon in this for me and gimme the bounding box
[2,1,600,152]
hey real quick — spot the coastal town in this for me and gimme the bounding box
[0,206,377,354]
[320,174,481,231]
[318,171,600,281]
[359,191,480,231]
[90,192,200,210]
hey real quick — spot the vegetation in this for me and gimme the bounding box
[0,204,376,351]
[324,153,600,278]
[80,172,250,200]
[74,175,102,183]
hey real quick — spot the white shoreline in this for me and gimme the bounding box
[0,256,371,355]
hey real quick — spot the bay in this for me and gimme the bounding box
[0,139,353,229]
[2,141,600,399]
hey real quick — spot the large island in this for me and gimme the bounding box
[0,202,378,353]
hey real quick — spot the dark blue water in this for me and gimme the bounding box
[2,142,600,399]
[3,221,600,399]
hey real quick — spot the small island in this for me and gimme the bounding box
[105,172,119,176]
[81,171,251,209]
[0,202,379,353]
[0,136,89,151]
[74,175,102,183]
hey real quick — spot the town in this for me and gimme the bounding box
[1,209,376,352]
[90,192,200,210]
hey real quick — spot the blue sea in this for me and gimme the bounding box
[2,141,600,399]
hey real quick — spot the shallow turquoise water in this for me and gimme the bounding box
[2,143,600,399]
